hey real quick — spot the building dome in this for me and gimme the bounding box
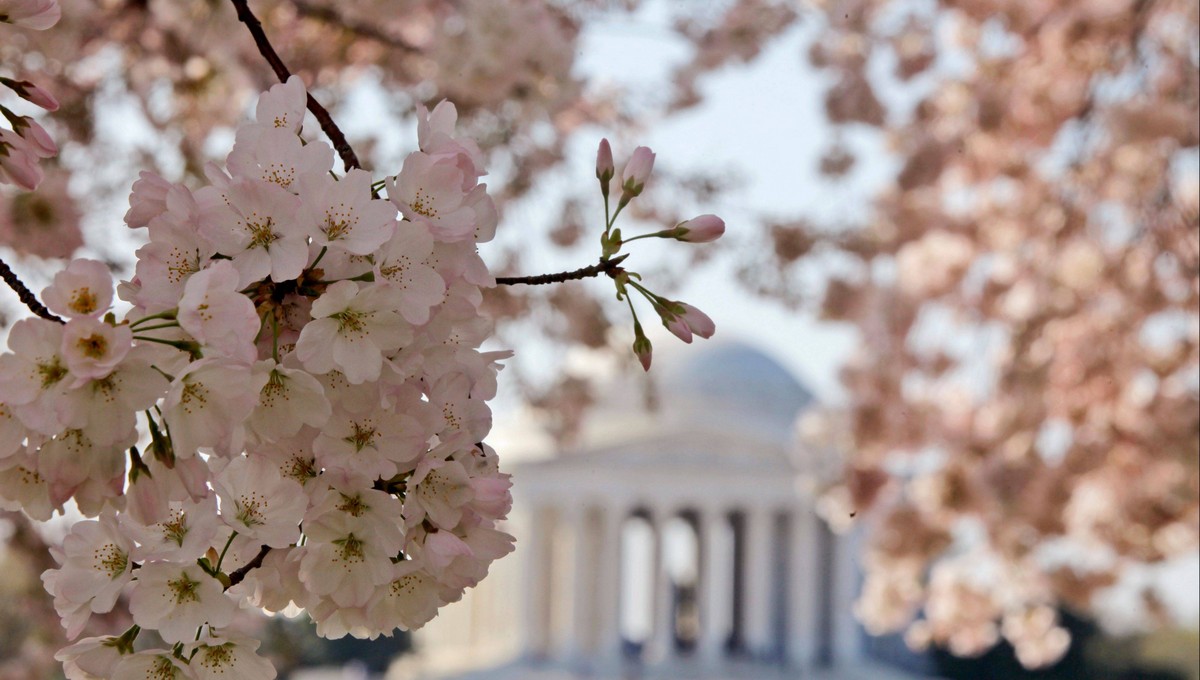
[660,340,814,436]
[573,340,816,456]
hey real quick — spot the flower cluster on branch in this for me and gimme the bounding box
[2,76,514,677]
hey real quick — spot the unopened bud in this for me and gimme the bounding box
[632,324,652,371]
[618,146,655,202]
[672,214,725,243]
[10,115,57,157]
[0,77,59,111]
[0,135,43,190]
[678,302,715,339]
[596,138,614,196]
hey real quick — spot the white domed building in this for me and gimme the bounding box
[393,341,928,680]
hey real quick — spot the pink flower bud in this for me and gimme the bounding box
[674,214,725,243]
[654,299,714,343]
[14,116,57,157]
[0,77,59,111]
[0,0,61,30]
[0,133,43,190]
[655,302,693,343]
[596,138,614,183]
[619,146,655,199]
[679,303,715,339]
[633,330,652,371]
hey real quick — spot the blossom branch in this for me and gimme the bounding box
[226,544,271,588]
[229,0,362,171]
[0,256,62,322]
[495,254,629,286]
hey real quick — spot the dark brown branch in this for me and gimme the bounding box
[229,0,362,172]
[291,0,419,53]
[0,257,62,323]
[227,544,271,588]
[495,254,629,286]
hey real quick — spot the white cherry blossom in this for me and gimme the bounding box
[295,280,412,384]
[177,260,260,363]
[187,631,277,680]
[301,168,397,255]
[41,258,113,319]
[213,455,306,548]
[128,561,235,643]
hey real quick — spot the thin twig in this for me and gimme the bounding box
[227,544,271,588]
[291,0,419,53]
[229,0,362,172]
[495,254,629,286]
[0,257,62,323]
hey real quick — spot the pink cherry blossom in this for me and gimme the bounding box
[301,168,397,255]
[246,361,332,444]
[187,631,277,680]
[367,559,445,631]
[177,260,260,363]
[295,281,412,384]
[213,455,307,548]
[110,651,195,680]
[0,450,56,521]
[372,221,446,324]
[299,511,396,608]
[60,317,132,384]
[162,358,267,458]
[124,171,173,228]
[387,151,479,242]
[227,126,333,193]
[54,636,125,680]
[42,258,114,319]
[0,317,71,434]
[128,561,235,643]
[40,511,135,637]
[254,74,307,134]
[197,178,307,286]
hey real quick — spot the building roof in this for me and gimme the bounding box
[536,341,816,475]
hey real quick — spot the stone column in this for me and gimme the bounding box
[832,528,863,665]
[560,503,594,665]
[648,507,677,664]
[741,505,774,659]
[521,502,551,661]
[597,503,626,667]
[786,505,819,669]
[699,507,731,665]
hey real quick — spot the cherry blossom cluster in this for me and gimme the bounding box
[0,75,513,678]
[0,0,60,190]
[592,139,723,370]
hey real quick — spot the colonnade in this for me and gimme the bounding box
[519,499,862,672]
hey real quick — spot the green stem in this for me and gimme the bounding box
[215,531,238,573]
[133,336,202,356]
[308,245,328,271]
[621,231,669,245]
[624,291,642,327]
[627,279,664,306]
[253,308,271,345]
[270,313,280,363]
[131,322,181,333]
[130,309,178,329]
[603,193,612,237]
